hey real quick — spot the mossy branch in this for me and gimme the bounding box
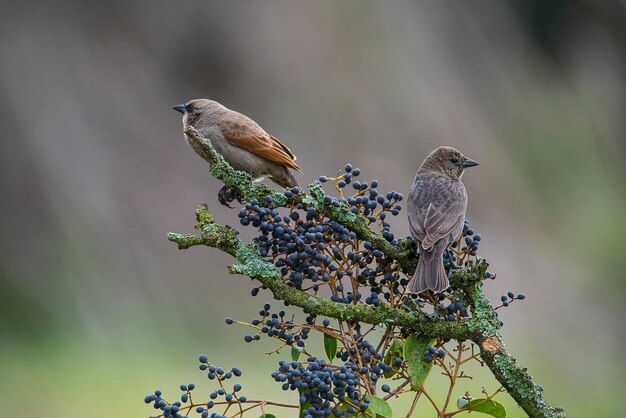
[169,126,566,418]
[168,204,475,340]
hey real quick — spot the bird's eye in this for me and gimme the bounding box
[185,104,193,111]
[450,158,459,164]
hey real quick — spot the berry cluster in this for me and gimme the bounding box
[335,335,394,384]
[443,300,469,321]
[497,291,526,308]
[491,291,527,327]
[444,220,483,269]
[144,358,247,418]
[144,388,189,418]
[226,303,312,349]
[237,165,407,306]
[424,345,446,363]
[272,357,369,417]
[320,163,403,226]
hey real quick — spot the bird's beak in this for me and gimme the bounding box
[462,158,479,168]
[172,104,187,114]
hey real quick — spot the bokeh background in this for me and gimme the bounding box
[1,1,624,416]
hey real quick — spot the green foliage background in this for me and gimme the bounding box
[0,1,624,416]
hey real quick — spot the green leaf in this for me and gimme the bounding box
[259,415,277,418]
[324,333,337,362]
[460,398,506,418]
[404,334,436,389]
[367,396,393,418]
[383,339,404,378]
[291,345,302,362]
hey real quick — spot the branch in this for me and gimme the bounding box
[170,126,566,418]
[480,341,566,418]
[168,204,477,341]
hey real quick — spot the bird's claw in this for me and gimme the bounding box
[232,187,245,204]
[217,185,245,209]
[218,186,234,209]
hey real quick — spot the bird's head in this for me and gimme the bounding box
[420,146,478,180]
[171,99,223,126]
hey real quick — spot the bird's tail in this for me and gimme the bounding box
[407,245,449,293]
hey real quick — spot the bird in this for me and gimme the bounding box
[172,99,300,207]
[407,146,478,293]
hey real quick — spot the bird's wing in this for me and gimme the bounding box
[408,177,467,250]
[219,118,300,171]
[420,200,465,250]
[407,200,427,241]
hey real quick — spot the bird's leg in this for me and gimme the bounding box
[217,185,234,209]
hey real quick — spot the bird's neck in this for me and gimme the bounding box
[418,167,460,182]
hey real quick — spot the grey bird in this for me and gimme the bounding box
[172,99,300,206]
[407,146,479,293]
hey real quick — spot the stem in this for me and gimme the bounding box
[405,389,422,418]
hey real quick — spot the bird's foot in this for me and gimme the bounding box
[232,187,245,204]
[217,185,245,208]
[218,186,234,208]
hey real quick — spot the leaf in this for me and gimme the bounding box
[260,415,277,418]
[291,345,302,362]
[367,396,393,418]
[383,339,404,378]
[460,398,506,418]
[324,333,337,362]
[404,334,436,389]
[337,402,357,415]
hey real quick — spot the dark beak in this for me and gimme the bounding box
[462,158,479,168]
[172,104,187,114]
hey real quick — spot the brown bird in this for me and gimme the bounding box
[172,99,300,206]
[407,146,478,293]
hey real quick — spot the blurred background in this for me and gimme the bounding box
[1,1,624,416]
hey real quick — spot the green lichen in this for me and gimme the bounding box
[166,232,205,249]
[448,261,501,338]
[483,348,566,418]
[229,243,280,279]
[194,203,215,227]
